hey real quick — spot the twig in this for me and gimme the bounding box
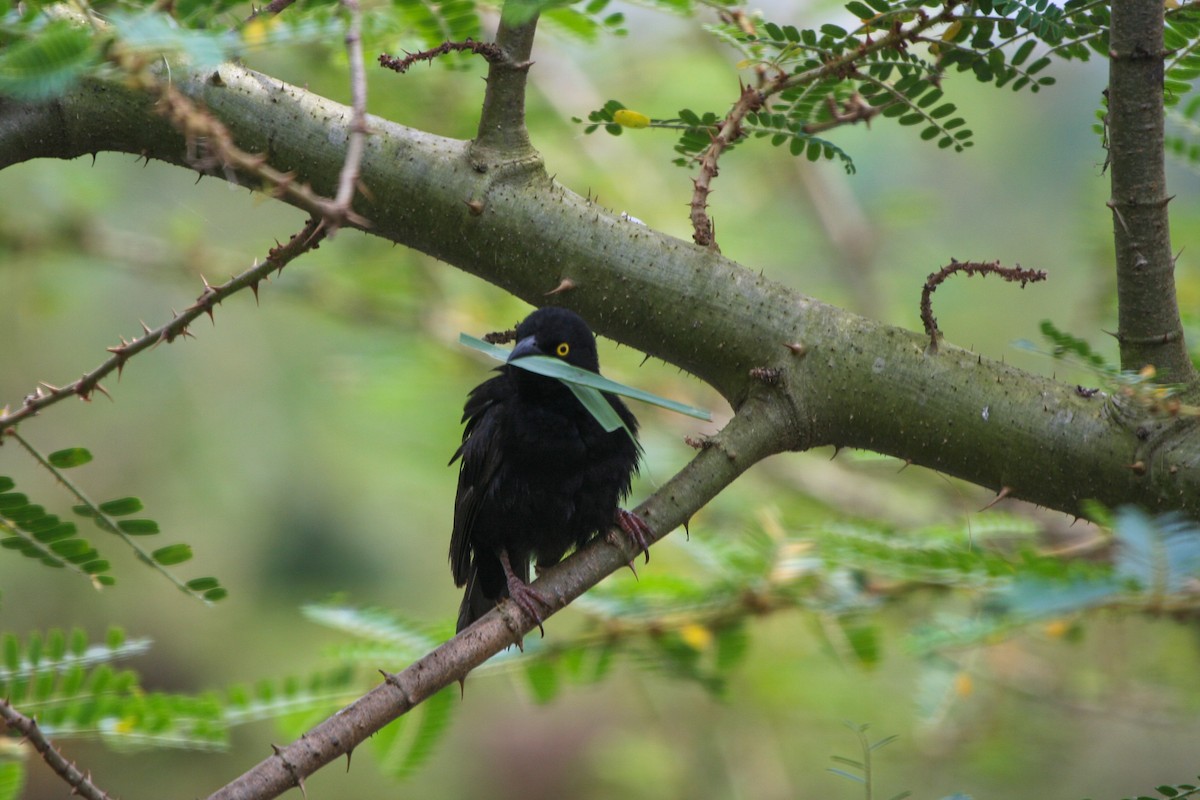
[801,93,884,135]
[110,46,367,230]
[0,220,326,429]
[378,39,503,74]
[0,516,98,583]
[690,82,765,250]
[333,0,369,219]
[0,699,112,800]
[6,429,212,600]
[920,259,1047,353]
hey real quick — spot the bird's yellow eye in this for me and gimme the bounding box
[556,342,570,357]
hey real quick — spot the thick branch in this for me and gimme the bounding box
[205,400,788,800]
[2,62,1200,516]
[1108,0,1194,382]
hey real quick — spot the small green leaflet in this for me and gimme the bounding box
[458,332,712,429]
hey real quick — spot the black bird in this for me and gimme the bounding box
[450,307,650,634]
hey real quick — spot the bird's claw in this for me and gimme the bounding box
[498,548,552,637]
[616,508,652,565]
[505,574,551,637]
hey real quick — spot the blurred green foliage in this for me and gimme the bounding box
[3,0,1200,798]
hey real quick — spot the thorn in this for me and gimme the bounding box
[297,775,307,798]
[783,342,808,356]
[896,458,913,473]
[622,555,639,580]
[544,277,576,296]
[979,485,1013,511]
[682,517,691,540]
[140,320,153,336]
[91,382,112,402]
[464,199,485,216]
[270,744,284,756]
[345,747,353,773]
[250,280,261,305]
[830,446,841,460]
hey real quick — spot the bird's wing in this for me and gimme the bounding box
[449,374,508,586]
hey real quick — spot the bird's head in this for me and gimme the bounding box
[507,307,601,373]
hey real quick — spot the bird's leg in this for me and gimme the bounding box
[499,548,551,637]
[614,508,652,565]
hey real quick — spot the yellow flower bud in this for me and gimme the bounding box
[613,109,651,129]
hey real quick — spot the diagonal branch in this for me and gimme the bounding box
[0,220,325,428]
[0,699,112,800]
[204,399,792,800]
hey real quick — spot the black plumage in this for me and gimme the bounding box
[450,307,649,634]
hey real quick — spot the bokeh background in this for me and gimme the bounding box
[3,2,1200,798]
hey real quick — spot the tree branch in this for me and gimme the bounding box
[471,2,540,160]
[0,219,325,427]
[0,700,112,800]
[688,4,956,248]
[2,59,1198,517]
[333,0,368,217]
[204,398,789,800]
[1108,0,1194,382]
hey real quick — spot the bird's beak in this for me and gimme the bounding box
[508,335,543,362]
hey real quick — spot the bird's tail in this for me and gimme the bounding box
[456,549,527,633]
[456,563,499,633]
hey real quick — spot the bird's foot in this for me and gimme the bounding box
[505,579,552,638]
[613,508,652,569]
[499,549,551,638]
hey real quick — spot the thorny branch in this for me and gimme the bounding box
[920,258,1048,352]
[0,700,112,800]
[690,4,957,248]
[1,1,375,432]
[111,47,367,231]
[690,82,765,250]
[378,39,503,74]
[205,399,788,800]
[0,220,327,429]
